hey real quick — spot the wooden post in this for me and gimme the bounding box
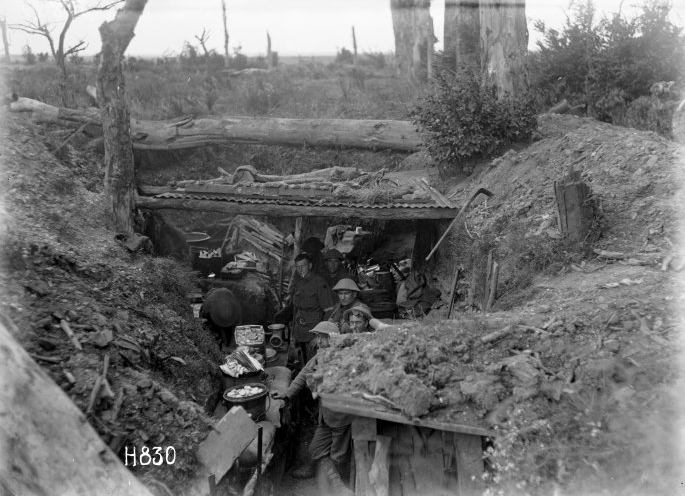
[482,251,493,311]
[352,417,377,496]
[554,168,593,242]
[294,217,303,256]
[466,268,477,310]
[447,265,461,318]
[485,262,498,312]
[369,435,392,496]
[453,433,484,496]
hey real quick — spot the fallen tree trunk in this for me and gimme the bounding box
[0,318,154,496]
[9,96,423,152]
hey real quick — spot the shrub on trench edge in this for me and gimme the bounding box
[411,70,538,174]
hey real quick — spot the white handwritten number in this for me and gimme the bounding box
[165,446,176,465]
[139,446,152,465]
[124,446,176,466]
[152,447,163,466]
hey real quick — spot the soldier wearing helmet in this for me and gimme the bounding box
[272,321,354,495]
[320,249,348,290]
[327,279,388,333]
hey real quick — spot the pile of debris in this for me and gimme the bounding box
[173,165,436,204]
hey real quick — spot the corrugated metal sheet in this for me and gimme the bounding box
[154,191,453,210]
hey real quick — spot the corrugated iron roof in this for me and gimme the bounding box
[153,191,453,210]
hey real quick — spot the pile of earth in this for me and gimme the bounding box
[1,107,226,491]
[432,113,683,310]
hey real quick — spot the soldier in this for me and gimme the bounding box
[320,249,348,290]
[327,279,390,333]
[273,321,354,495]
[291,252,334,364]
[199,287,242,350]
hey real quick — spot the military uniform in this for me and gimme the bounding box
[291,272,334,362]
[327,298,362,334]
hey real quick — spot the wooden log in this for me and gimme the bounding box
[0,320,155,496]
[10,97,422,152]
[480,325,514,344]
[369,435,392,496]
[548,99,570,114]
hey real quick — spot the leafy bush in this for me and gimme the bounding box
[529,0,685,136]
[411,70,537,173]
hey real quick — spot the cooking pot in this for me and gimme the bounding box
[223,383,269,421]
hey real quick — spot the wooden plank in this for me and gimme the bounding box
[197,406,258,482]
[397,455,417,496]
[482,250,492,311]
[320,394,492,437]
[447,265,461,318]
[352,417,377,441]
[454,433,484,496]
[419,178,453,208]
[369,435,392,496]
[485,261,499,312]
[354,440,374,496]
[0,320,155,496]
[135,196,460,220]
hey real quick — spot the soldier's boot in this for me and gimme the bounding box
[319,457,354,496]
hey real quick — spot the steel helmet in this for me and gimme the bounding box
[332,278,360,293]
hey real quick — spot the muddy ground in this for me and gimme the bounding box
[1,96,684,496]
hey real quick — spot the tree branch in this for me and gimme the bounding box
[64,40,87,56]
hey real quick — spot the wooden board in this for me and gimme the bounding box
[320,393,492,437]
[354,440,374,496]
[0,320,155,496]
[454,433,485,496]
[369,435,392,496]
[197,406,258,482]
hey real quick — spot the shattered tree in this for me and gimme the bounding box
[479,0,529,97]
[390,0,435,82]
[444,0,480,73]
[96,0,148,233]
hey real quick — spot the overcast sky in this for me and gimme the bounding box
[3,0,685,58]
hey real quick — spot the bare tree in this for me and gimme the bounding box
[96,0,147,233]
[351,25,358,65]
[221,0,229,68]
[194,28,211,57]
[0,17,10,62]
[10,0,122,76]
